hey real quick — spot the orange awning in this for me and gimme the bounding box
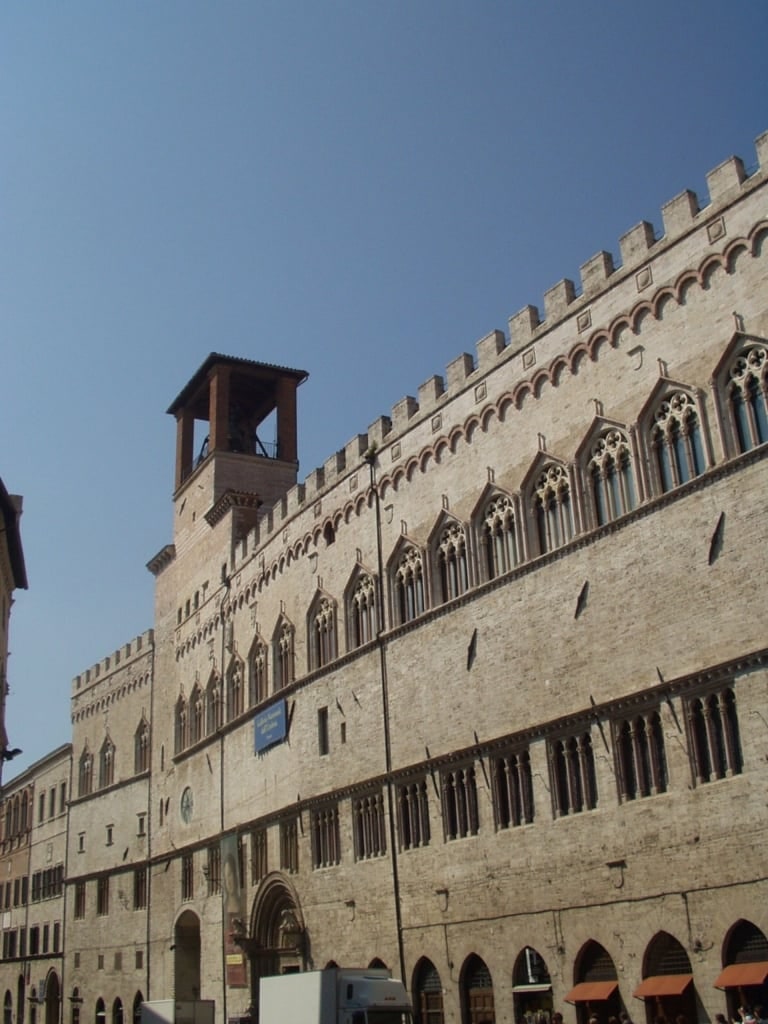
[565,982,618,1004]
[634,975,693,998]
[714,962,768,990]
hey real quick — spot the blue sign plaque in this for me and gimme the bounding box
[254,699,287,753]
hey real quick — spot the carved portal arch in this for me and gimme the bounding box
[242,872,307,1016]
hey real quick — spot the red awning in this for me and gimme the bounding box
[565,982,618,1004]
[634,975,693,998]
[714,962,768,990]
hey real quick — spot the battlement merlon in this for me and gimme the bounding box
[72,628,154,695]
[228,130,768,570]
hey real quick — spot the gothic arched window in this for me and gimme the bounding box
[206,676,222,734]
[434,520,469,604]
[134,719,150,775]
[614,711,667,800]
[174,697,188,754]
[189,685,203,744]
[349,573,377,649]
[549,731,597,816]
[393,545,426,624]
[650,391,706,493]
[249,637,268,706]
[480,493,518,579]
[99,738,115,789]
[227,660,244,720]
[587,427,637,525]
[78,749,93,798]
[687,686,742,784]
[726,343,768,453]
[533,463,575,554]
[273,618,295,691]
[310,595,337,670]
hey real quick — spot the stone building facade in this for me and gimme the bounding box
[5,130,768,1024]
[0,745,71,1024]
[0,477,27,771]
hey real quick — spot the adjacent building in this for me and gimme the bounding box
[0,745,70,1024]
[0,478,27,775]
[4,130,768,1024]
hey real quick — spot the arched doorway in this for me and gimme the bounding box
[3,991,11,1024]
[131,994,143,1024]
[512,947,552,1024]
[715,920,768,1019]
[461,954,495,1024]
[44,973,60,1024]
[111,1001,123,1024]
[42,970,59,1024]
[174,910,202,1002]
[16,975,24,1024]
[94,999,105,1024]
[369,960,388,971]
[247,874,306,1019]
[412,958,444,1024]
[634,931,696,1024]
[567,941,623,1024]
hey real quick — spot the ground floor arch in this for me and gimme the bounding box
[44,972,60,1024]
[174,909,202,1002]
[634,931,698,1024]
[236,872,306,1021]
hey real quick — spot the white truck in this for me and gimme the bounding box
[140,1001,215,1024]
[258,968,413,1024]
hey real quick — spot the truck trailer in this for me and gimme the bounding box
[258,968,413,1024]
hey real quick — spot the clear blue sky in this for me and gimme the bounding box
[2,1,767,777]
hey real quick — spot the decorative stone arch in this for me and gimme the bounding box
[131,994,143,1024]
[244,873,307,1017]
[368,958,387,970]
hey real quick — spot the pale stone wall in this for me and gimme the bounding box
[66,635,153,1022]
[52,129,768,1024]
[0,745,70,1024]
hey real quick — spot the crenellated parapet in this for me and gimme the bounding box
[217,130,768,585]
[71,629,154,698]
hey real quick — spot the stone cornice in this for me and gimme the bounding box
[146,544,175,577]
[205,490,263,528]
